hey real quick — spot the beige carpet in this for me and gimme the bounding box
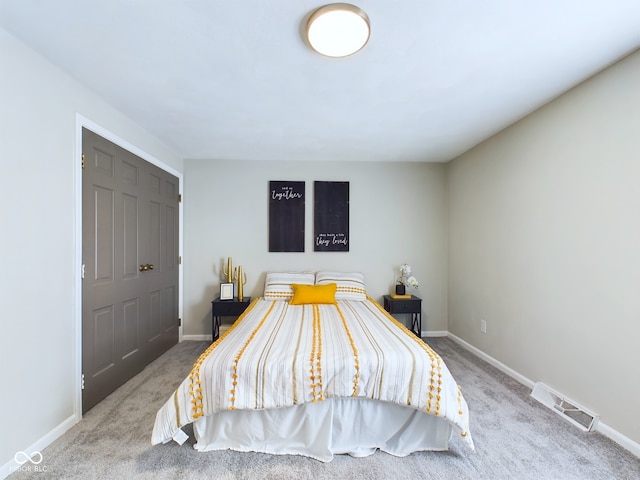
[8,337,640,479]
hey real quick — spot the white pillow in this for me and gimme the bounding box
[263,272,315,300]
[315,271,366,301]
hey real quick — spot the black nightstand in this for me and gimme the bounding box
[211,297,251,342]
[382,295,422,337]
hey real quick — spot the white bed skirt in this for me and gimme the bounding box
[192,397,452,462]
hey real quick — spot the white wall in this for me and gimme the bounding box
[182,160,448,337]
[448,49,640,447]
[0,27,182,472]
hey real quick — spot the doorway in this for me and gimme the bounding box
[81,128,179,412]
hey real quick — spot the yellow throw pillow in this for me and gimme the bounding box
[289,283,337,305]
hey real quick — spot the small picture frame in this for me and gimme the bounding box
[220,282,234,300]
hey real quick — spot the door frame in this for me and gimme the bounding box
[73,114,183,421]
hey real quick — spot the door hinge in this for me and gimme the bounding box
[81,264,85,279]
[178,193,182,203]
[178,317,182,327]
[82,154,85,169]
[81,373,85,390]
[178,256,182,265]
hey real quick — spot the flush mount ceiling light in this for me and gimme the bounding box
[306,3,370,58]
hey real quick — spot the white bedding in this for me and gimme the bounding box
[152,297,474,460]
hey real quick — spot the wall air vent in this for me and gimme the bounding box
[531,382,599,432]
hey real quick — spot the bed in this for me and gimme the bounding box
[152,271,474,462]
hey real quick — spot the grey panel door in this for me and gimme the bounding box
[82,128,178,413]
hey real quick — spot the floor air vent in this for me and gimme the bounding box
[531,382,599,432]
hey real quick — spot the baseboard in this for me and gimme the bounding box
[0,414,78,479]
[446,332,640,459]
[181,334,212,342]
[424,330,448,337]
[597,421,640,458]
[446,333,535,389]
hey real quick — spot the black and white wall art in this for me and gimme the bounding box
[269,181,305,252]
[314,181,349,252]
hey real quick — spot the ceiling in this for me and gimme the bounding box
[1,1,639,163]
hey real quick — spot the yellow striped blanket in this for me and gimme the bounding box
[152,297,474,451]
